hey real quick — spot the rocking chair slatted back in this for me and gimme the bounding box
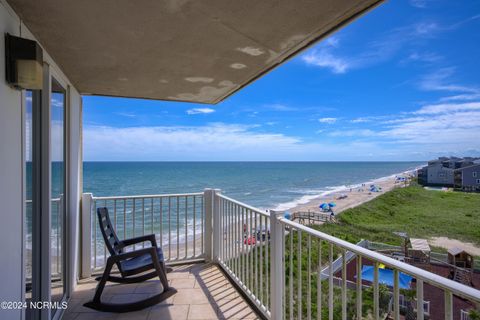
[97,207,124,256]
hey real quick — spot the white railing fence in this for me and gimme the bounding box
[26,197,63,280]
[81,192,204,276]
[398,294,430,315]
[80,189,480,320]
[274,216,480,320]
[215,193,272,318]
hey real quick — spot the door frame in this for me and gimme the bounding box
[23,62,72,320]
[49,66,71,320]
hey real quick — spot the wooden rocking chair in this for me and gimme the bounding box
[84,207,176,312]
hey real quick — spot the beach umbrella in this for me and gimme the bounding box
[319,203,329,209]
[284,211,292,220]
[328,202,336,207]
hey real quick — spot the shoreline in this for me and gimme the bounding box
[285,168,419,216]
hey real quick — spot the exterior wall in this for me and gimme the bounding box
[0,3,24,319]
[417,167,428,185]
[0,1,83,319]
[459,165,480,191]
[427,163,455,186]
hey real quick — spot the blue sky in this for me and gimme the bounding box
[83,0,480,161]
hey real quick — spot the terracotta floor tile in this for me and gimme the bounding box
[66,263,260,320]
[148,304,189,320]
[170,277,196,289]
[173,288,210,305]
[188,303,218,319]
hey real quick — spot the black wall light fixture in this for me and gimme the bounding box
[5,33,43,90]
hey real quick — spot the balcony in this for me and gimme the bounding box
[68,190,480,320]
[65,263,259,320]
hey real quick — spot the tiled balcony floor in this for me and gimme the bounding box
[63,263,260,320]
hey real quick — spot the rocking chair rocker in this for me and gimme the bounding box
[84,207,176,312]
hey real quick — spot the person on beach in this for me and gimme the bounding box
[330,208,335,221]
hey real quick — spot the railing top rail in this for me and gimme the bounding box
[278,217,480,303]
[217,193,270,217]
[26,198,61,203]
[91,192,204,201]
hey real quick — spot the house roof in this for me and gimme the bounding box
[448,247,468,256]
[7,0,383,104]
[455,163,480,171]
[410,238,430,252]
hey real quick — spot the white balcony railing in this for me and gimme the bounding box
[80,189,480,319]
[81,192,205,275]
[26,197,63,279]
[215,193,272,318]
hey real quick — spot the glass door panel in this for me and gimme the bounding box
[25,90,34,319]
[50,79,66,316]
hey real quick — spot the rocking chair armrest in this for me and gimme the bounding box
[121,234,158,248]
[108,247,157,263]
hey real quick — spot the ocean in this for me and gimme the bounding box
[83,161,424,211]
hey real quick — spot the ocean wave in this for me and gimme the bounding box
[271,168,420,212]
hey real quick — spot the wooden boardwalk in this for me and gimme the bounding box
[291,211,334,224]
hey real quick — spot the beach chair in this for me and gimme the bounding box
[84,207,176,312]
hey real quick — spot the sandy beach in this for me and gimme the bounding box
[288,171,414,217]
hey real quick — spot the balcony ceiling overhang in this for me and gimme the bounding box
[7,0,383,104]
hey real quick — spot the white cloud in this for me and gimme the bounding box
[412,22,440,36]
[365,98,480,155]
[414,102,480,114]
[439,93,480,102]
[318,117,337,124]
[404,51,442,64]
[265,104,297,111]
[303,21,443,74]
[115,112,137,118]
[419,68,479,93]
[51,97,64,108]
[410,0,429,8]
[328,129,377,137]
[302,50,349,74]
[381,111,480,147]
[334,94,480,158]
[350,118,370,123]
[83,124,305,161]
[83,123,416,161]
[349,116,388,123]
[186,108,215,115]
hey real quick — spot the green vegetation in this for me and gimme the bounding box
[236,185,480,319]
[313,184,480,246]
[282,231,391,319]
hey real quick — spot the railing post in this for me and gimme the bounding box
[270,210,284,320]
[212,189,222,262]
[204,189,221,262]
[81,193,93,278]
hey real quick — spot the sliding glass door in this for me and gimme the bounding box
[24,73,69,320]
[50,79,67,316]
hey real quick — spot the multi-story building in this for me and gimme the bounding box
[454,163,480,192]
[418,157,478,187]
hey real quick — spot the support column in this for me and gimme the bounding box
[203,189,216,262]
[81,193,92,278]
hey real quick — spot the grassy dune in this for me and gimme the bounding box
[313,184,480,246]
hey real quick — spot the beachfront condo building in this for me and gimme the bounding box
[454,164,480,192]
[1,1,479,320]
[418,157,480,190]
